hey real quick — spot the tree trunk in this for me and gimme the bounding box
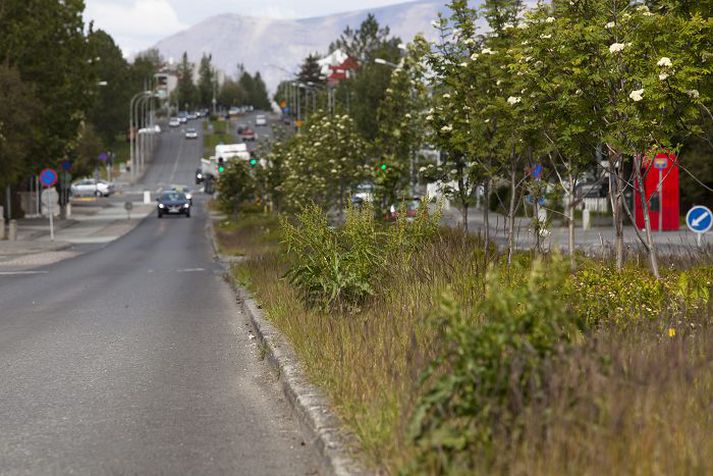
[483,179,491,266]
[507,164,517,267]
[568,173,577,272]
[609,149,625,270]
[462,204,469,232]
[633,157,661,279]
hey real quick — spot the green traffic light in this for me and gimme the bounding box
[218,166,225,173]
[380,164,387,171]
[249,158,257,166]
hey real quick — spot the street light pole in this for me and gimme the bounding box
[129,91,150,181]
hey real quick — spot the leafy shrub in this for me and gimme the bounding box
[409,259,586,473]
[281,200,442,312]
[217,161,257,215]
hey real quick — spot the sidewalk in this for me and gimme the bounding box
[0,200,153,270]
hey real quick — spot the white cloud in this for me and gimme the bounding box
[85,0,188,55]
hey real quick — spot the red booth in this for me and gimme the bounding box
[635,153,680,231]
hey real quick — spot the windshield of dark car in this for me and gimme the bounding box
[161,192,185,201]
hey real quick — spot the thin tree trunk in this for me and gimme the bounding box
[484,179,491,266]
[462,204,469,232]
[610,150,625,270]
[568,173,577,272]
[633,157,661,279]
[507,164,517,267]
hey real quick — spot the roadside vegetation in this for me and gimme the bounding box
[214,205,713,474]
[210,2,712,472]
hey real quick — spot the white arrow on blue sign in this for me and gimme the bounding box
[686,206,713,234]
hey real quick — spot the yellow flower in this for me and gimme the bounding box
[668,328,676,338]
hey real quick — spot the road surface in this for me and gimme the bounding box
[0,114,320,475]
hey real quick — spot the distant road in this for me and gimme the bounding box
[0,115,319,474]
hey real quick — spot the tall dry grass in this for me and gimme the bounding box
[217,212,713,474]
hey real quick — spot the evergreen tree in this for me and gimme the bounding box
[197,53,215,108]
[176,52,198,110]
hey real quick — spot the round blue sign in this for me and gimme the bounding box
[39,168,58,188]
[61,160,72,171]
[686,206,713,234]
[98,152,108,162]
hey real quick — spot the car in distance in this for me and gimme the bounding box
[255,115,267,126]
[240,127,257,141]
[71,179,115,197]
[157,191,191,218]
[184,127,198,139]
[385,197,423,222]
[169,185,193,204]
[169,117,180,127]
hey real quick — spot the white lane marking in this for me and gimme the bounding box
[0,270,49,276]
[177,268,206,273]
[169,131,186,184]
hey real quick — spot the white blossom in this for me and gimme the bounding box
[540,34,552,39]
[470,53,480,61]
[609,43,626,54]
[545,17,556,23]
[687,89,700,99]
[503,22,515,29]
[659,73,669,81]
[507,96,522,105]
[443,93,451,99]
[481,47,495,55]
[441,125,453,133]
[464,37,475,45]
[629,88,644,102]
[605,21,615,29]
[460,62,468,67]
[657,57,672,67]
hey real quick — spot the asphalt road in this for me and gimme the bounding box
[0,115,320,475]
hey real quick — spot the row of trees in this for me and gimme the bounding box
[174,53,271,111]
[0,0,162,215]
[228,2,712,278]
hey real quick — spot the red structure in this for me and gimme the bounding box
[635,153,680,231]
[327,57,359,86]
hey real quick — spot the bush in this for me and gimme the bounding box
[281,200,442,312]
[216,161,256,215]
[409,258,587,473]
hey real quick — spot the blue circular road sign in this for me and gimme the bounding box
[39,168,58,188]
[686,206,713,234]
[98,152,109,162]
[61,160,72,171]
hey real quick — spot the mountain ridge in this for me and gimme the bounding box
[152,0,450,92]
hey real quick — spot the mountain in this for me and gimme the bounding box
[152,0,451,93]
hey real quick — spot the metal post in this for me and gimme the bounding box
[658,167,663,234]
[48,188,54,241]
[5,185,11,221]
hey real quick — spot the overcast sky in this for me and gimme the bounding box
[84,0,417,56]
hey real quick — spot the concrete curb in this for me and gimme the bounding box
[206,216,367,476]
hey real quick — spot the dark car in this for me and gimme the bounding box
[157,191,191,218]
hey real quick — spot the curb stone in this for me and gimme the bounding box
[206,216,368,476]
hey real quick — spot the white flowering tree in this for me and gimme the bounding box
[375,35,431,210]
[523,0,710,278]
[281,111,369,215]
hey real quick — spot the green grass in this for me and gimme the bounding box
[215,211,713,474]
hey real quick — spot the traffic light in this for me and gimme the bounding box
[249,158,258,167]
[217,157,225,173]
[379,163,388,172]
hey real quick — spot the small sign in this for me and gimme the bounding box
[686,206,713,234]
[98,152,109,162]
[653,156,668,170]
[61,160,72,171]
[39,168,58,188]
[124,202,134,211]
[280,100,287,109]
[295,119,304,128]
[532,164,543,180]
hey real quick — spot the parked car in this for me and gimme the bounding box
[184,127,198,139]
[71,179,115,198]
[236,123,248,135]
[255,115,267,126]
[240,127,257,141]
[156,191,191,218]
[169,117,180,127]
[385,197,423,222]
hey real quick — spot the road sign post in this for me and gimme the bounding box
[686,205,712,247]
[653,156,668,234]
[39,168,58,241]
